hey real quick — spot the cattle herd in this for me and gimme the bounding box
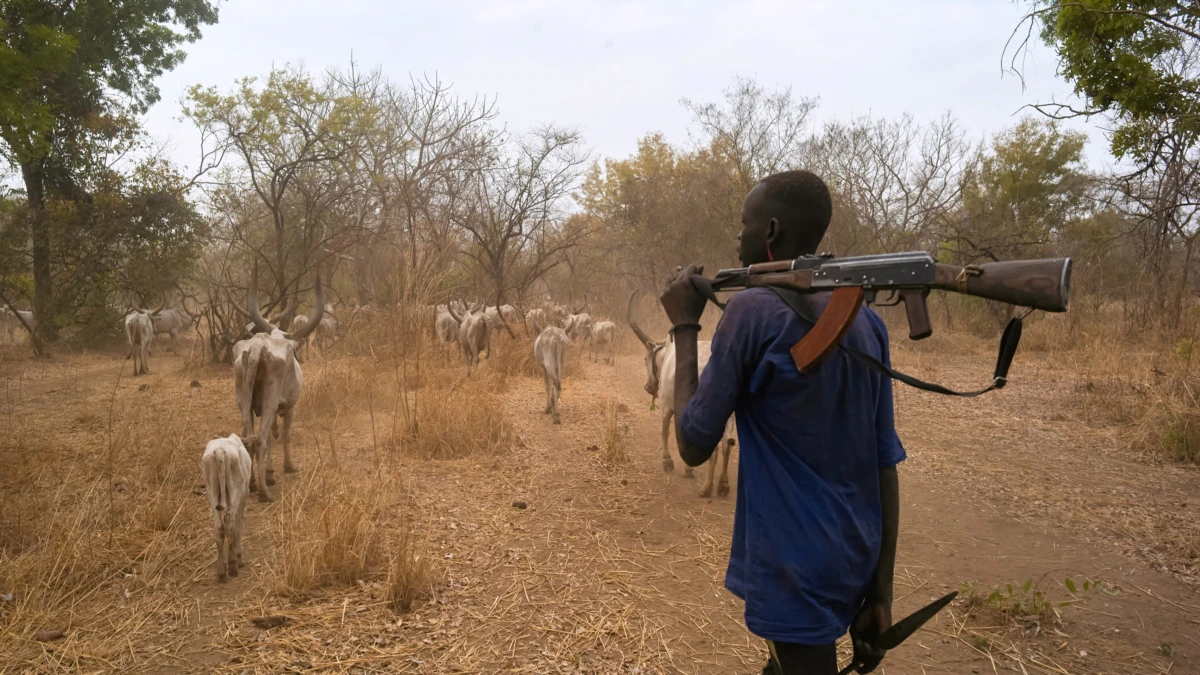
[3,284,736,582]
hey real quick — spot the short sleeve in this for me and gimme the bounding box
[871,315,907,467]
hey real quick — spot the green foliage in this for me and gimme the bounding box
[1033,1,1200,161]
[960,576,1106,622]
[1158,642,1174,658]
[1174,338,1194,358]
[0,0,219,165]
[951,117,1089,263]
[1161,414,1200,463]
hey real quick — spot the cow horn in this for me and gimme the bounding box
[447,300,463,324]
[626,290,655,348]
[247,262,277,334]
[285,273,324,341]
[227,290,251,321]
[571,297,588,314]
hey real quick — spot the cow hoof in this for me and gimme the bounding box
[228,562,239,578]
[284,464,298,474]
[699,485,713,498]
[257,492,273,503]
[265,475,276,486]
[717,481,730,497]
[662,458,675,472]
[552,416,561,425]
[683,466,694,478]
[217,572,228,583]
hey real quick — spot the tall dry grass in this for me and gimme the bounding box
[0,379,203,661]
[600,399,629,464]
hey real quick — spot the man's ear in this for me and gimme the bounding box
[766,217,780,244]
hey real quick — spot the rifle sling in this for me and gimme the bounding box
[770,287,1021,397]
[691,277,1022,397]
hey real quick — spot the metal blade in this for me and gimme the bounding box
[878,591,958,651]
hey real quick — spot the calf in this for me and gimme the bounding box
[201,434,252,581]
[534,326,569,424]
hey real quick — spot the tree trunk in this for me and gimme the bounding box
[21,161,57,341]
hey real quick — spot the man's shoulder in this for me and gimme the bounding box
[723,287,789,315]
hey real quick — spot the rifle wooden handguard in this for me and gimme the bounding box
[791,286,864,372]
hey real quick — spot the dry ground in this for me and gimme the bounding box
[1,331,1199,674]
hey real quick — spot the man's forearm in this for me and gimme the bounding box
[871,466,900,603]
[672,326,715,467]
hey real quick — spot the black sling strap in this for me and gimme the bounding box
[768,287,1021,397]
[690,275,1022,397]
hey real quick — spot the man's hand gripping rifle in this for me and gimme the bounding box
[694,251,1071,396]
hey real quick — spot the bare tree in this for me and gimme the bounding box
[454,125,589,335]
[682,76,818,190]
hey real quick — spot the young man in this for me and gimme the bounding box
[659,170,905,675]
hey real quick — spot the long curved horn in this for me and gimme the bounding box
[285,273,324,341]
[246,262,276,334]
[446,300,463,324]
[571,296,588,314]
[227,290,250,321]
[275,294,297,325]
[626,290,654,348]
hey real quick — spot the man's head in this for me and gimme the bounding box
[737,170,832,266]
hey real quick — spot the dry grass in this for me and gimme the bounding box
[389,384,516,460]
[271,465,393,595]
[387,517,434,613]
[600,398,629,464]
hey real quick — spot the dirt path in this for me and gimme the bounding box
[3,342,1199,674]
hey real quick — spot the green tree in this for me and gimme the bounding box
[0,0,218,338]
[1023,1,1200,162]
[948,117,1091,263]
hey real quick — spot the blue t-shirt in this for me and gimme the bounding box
[679,288,906,645]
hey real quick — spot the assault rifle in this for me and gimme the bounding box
[693,251,1072,396]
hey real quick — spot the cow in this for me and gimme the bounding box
[450,303,490,376]
[2,307,36,341]
[562,311,594,346]
[150,307,197,355]
[200,434,252,582]
[482,303,520,332]
[534,326,569,424]
[627,291,736,498]
[525,308,550,336]
[231,265,324,502]
[435,305,461,362]
[124,308,158,376]
[589,320,616,364]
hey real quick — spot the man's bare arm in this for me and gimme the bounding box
[871,465,899,605]
[672,326,717,467]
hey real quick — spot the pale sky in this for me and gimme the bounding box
[143,0,1114,174]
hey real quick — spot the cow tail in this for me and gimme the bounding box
[215,450,228,512]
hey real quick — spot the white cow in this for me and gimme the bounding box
[124,309,158,376]
[2,307,36,341]
[232,266,324,501]
[150,307,196,354]
[590,320,616,364]
[200,434,252,581]
[525,308,550,336]
[627,292,736,498]
[482,304,520,331]
[562,312,594,346]
[435,305,461,362]
[451,303,490,376]
[534,326,569,424]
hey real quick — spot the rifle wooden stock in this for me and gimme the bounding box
[792,286,863,372]
[932,259,1070,313]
